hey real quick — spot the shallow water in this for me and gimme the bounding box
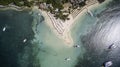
[0,0,120,67]
[31,8,83,67]
[31,1,113,67]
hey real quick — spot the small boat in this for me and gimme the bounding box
[108,43,116,49]
[105,61,113,67]
[102,61,113,67]
[2,27,6,31]
[86,8,94,17]
[64,58,71,61]
[73,45,80,48]
[23,38,27,43]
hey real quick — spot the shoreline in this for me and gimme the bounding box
[0,5,31,11]
[0,0,109,47]
[71,3,100,30]
[36,2,100,47]
[44,11,73,46]
[39,9,74,47]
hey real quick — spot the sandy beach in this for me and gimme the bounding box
[40,10,74,47]
[36,2,100,47]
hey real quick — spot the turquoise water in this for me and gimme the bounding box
[70,0,113,67]
[31,9,83,67]
[30,1,112,67]
[0,0,117,67]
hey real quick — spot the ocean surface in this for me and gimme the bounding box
[0,9,35,67]
[0,0,120,67]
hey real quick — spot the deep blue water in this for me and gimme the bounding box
[0,9,34,67]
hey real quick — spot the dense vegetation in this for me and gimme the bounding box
[97,0,105,3]
[0,0,103,20]
[39,0,64,9]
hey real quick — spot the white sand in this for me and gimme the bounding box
[35,2,100,47]
[41,11,74,47]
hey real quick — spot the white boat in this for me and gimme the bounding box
[105,61,113,67]
[64,58,71,61]
[108,43,116,49]
[2,27,6,31]
[23,38,27,43]
[73,45,80,48]
[86,8,94,17]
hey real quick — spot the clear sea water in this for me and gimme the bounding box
[0,9,34,67]
[0,0,120,67]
